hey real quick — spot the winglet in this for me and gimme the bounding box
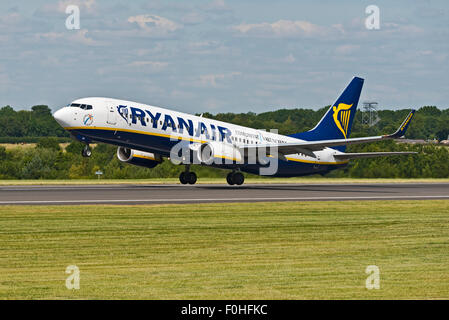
[386,110,416,139]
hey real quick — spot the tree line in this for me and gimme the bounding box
[0,104,448,179]
[1,104,448,141]
[0,138,448,180]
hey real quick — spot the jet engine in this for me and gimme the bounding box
[196,142,243,165]
[117,147,162,168]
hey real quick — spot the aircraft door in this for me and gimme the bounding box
[106,104,117,125]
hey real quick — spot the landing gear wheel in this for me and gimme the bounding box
[82,145,92,158]
[226,172,244,186]
[233,172,244,185]
[226,172,235,185]
[187,172,197,185]
[179,172,188,184]
[180,171,197,185]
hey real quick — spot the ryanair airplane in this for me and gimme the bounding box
[53,77,416,185]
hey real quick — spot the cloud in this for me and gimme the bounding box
[96,60,169,77]
[34,29,98,46]
[127,61,169,71]
[233,19,341,38]
[188,72,242,88]
[128,14,181,33]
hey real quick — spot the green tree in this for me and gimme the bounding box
[36,137,61,152]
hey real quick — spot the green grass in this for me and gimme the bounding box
[1,177,449,185]
[1,201,449,299]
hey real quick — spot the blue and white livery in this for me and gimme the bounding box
[53,77,416,185]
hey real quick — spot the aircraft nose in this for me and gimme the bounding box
[53,107,71,128]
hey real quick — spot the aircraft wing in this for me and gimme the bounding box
[242,110,416,157]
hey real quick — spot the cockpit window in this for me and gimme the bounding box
[69,103,93,110]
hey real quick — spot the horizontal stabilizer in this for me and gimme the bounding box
[334,152,417,160]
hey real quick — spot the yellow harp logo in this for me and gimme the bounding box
[332,103,353,139]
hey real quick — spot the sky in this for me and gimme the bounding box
[0,0,448,114]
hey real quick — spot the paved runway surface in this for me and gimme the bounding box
[1,183,449,205]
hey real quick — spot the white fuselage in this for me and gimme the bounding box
[53,97,347,177]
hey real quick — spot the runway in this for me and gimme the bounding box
[1,182,449,205]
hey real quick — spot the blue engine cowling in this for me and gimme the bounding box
[117,147,162,169]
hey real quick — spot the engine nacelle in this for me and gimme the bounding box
[197,142,243,164]
[117,147,162,169]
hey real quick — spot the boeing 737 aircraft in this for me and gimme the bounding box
[53,77,416,185]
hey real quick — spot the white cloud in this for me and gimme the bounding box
[383,22,424,35]
[195,72,241,87]
[128,15,181,33]
[170,90,195,100]
[182,72,242,88]
[34,29,98,46]
[71,29,97,45]
[34,32,64,41]
[233,20,338,38]
[128,61,169,70]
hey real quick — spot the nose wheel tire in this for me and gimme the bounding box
[82,145,92,158]
[227,172,244,186]
[180,172,197,185]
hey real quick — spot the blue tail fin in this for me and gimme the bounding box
[289,76,364,152]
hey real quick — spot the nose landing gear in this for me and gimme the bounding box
[81,145,92,158]
[226,171,244,186]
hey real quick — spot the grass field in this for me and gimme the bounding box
[1,177,449,185]
[1,201,449,299]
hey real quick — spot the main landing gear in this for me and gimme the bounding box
[81,145,92,158]
[179,166,197,185]
[226,171,244,186]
